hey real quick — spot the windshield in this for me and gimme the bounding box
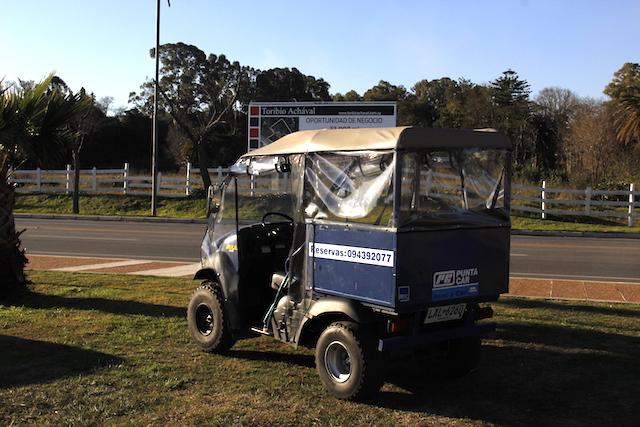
[216,170,296,224]
[398,148,509,227]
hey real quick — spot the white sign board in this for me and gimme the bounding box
[247,101,397,150]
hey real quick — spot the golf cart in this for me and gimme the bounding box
[188,127,511,400]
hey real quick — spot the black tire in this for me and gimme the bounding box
[315,322,383,400]
[445,335,481,379]
[187,282,235,353]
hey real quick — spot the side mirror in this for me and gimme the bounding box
[275,156,291,173]
[206,184,220,216]
[304,203,319,218]
[304,202,328,220]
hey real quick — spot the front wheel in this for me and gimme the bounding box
[187,282,235,353]
[315,322,383,400]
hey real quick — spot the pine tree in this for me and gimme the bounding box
[490,70,532,166]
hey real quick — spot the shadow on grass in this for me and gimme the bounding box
[545,214,623,226]
[5,291,186,318]
[0,335,123,389]
[226,348,314,368]
[499,297,640,319]
[372,321,639,427]
[211,301,639,426]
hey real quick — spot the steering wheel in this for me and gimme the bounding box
[261,212,294,225]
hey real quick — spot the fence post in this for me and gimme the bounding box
[250,174,255,197]
[157,171,162,197]
[92,167,97,192]
[185,162,191,196]
[123,163,129,195]
[629,183,635,227]
[36,167,42,192]
[585,186,592,216]
[541,180,547,219]
[425,170,433,197]
[206,185,213,215]
[65,164,71,195]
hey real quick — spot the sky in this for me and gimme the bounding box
[2,0,639,111]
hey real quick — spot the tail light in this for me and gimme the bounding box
[387,317,411,334]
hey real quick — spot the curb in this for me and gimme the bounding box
[15,213,208,224]
[511,229,640,239]
[500,294,640,305]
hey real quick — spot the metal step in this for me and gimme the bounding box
[250,327,273,336]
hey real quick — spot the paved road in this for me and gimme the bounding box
[510,235,639,283]
[15,218,640,283]
[16,218,204,262]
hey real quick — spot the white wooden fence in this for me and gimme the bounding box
[512,181,638,227]
[9,163,228,199]
[8,165,638,226]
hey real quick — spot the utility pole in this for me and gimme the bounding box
[151,0,161,216]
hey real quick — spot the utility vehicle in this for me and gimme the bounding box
[187,127,511,400]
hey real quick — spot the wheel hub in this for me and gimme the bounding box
[324,341,352,383]
[195,303,214,336]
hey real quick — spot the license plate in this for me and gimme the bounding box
[424,303,466,324]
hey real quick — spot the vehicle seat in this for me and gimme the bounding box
[271,272,286,290]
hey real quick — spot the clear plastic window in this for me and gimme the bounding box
[399,149,508,227]
[218,172,295,223]
[303,151,394,226]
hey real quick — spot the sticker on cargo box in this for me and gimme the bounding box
[432,268,479,301]
[398,286,410,303]
[309,242,394,267]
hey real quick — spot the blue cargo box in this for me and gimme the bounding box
[306,223,509,311]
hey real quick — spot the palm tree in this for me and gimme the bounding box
[0,151,27,296]
[604,63,640,146]
[613,93,640,145]
[0,75,87,297]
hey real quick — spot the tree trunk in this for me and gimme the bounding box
[0,176,27,298]
[72,149,80,214]
[197,141,212,192]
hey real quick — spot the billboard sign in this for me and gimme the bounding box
[247,101,397,151]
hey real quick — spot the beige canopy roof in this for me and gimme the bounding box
[242,126,510,158]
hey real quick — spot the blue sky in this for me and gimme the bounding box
[2,0,638,110]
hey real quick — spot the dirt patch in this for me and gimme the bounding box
[551,280,587,299]
[584,282,626,302]
[27,256,120,270]
[89,261,186,274]
[508,278,551,298]
[616,284,640,302]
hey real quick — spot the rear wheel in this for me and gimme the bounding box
[445,335,481,378]
[315,322,383,400]
[187,282,235,353]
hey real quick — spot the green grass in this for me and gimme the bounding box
[1,271,638,426]
[15,193,207,218]
[511,216,640,234]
